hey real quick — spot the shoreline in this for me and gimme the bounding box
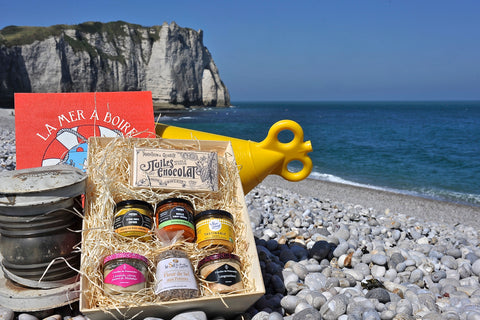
[260,175,480,230]
[2,106,479,230]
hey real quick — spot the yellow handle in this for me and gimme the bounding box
[257,120,313,182]
[155,119,313,193]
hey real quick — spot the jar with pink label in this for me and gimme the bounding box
[103,252,149,294]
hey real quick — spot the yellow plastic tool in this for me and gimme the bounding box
[155,120,313,194]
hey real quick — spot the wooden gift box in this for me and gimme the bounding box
[79,137,265,319]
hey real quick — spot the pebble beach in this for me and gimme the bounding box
[1,109,480,320]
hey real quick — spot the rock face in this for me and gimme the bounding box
[0,21,230,108]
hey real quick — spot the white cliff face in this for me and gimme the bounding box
[22,37,63,92]
[0,21,230,108]
[202,68,217,106]
[146,22,178,106]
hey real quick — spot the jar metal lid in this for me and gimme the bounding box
[114,199,153,211]
[194,209,233,222]
[157,197,193,208]
[198,253,240,268]
[103,252,149,265]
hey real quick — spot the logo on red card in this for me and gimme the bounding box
[15,92,156,170]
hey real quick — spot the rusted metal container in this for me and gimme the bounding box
[0,165,86,290]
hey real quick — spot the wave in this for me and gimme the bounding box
[308,171,480,208]
[156,115,195,122]
[309,171,396,192]
[415,187,480,207]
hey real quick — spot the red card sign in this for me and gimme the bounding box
[15,92,156,170]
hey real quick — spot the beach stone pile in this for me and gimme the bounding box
[1,133,480,319]
[0,128,15,171]
[245,185,480,320]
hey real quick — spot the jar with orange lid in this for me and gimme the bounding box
[155,198,195,242]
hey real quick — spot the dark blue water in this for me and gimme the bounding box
[157,101,480,207]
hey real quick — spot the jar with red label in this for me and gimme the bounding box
[155,198,195,241]
[103,252,149,294]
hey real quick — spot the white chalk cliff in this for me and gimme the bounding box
[0,21,230,108]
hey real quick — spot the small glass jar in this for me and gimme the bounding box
[113,200,153,238]
[103,252,149,294]
[154,249,199,300]
[197,253,244,294]
[155,198,195,241]
[195,210,235,252]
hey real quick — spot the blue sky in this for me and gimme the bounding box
[2,0,479,101]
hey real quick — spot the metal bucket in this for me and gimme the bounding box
[0,165,86,288]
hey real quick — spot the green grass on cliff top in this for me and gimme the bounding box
[0,21,162,46]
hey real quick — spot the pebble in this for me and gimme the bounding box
[371,265,386,278]
[319,294,348,319]
[446,248,462,259]
[409,269,424,283]
[252,312,269,320]
[388,252,405,269]
[432,270,447,282]
[18,314,39,320]
[371,254,388,266]
[0,307,14,320]
[304,273,327,291]
[292,308,321,320]
[396,262,407,272]
[2,132,480,320]
[281,295,301,313]
[309,241,331,261]
[267,312,284,320]
[304,291,327,309]
[333,242,349,257]
[171,311,207,320]
[365,288,391,303]
[291,262,308,280]
[472,260,480,276]
[441,255,458,269]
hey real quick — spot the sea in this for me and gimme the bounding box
[157,101,480,208]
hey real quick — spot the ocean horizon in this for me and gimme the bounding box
[157,100,480,208]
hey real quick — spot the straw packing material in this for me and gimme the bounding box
[81,137,256,312]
